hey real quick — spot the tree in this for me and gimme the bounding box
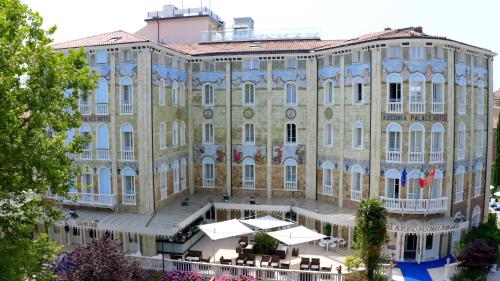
[52,235,145,281]
[457,239,496,279]
[493,111,500,189]
[353,199,388,280]
[0,0,94,280]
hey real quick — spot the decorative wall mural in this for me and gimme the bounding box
[318,66,341,85]
[232,71,267,89]
[345,64,371,85]
[232,145,266,165]
[472,67,488,85]
[154,152,189,171]
[115,63,137,78]
[455,63,471,85]
[152,64,188,86]
[380,162,445,176]
[91,65,111,79]
[272,70,306,89]
[344,158,370,173]
[382,60,447,82]
[192,72,226,89]
[193,144,225,163]
[272,145,305,165]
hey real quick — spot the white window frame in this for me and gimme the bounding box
[322,161,334,195]
[324,80,334,106]
[285,123,297,145]
[121,167,136,205]
[385,169,401,199]
[202,83,214,107]
[243,82,255,106]
[407,171,423,200]
[172,80,179,106]
[431,74,445,114]
[121,123,134,161]
[159,79,166,106]
[120,77,133,115]
[323,123,334,147]
[410,46,425,60]
[409,73,426,113]
[202,157,215,188]
[243,59,260,70]
[181,159,187,190]
[202,61,215,72]
[430,170,443,199]
[173,161,180,194]
[285,82,298,106]
[408,123,425,163]
[455,166,465,203]
[180,122,186,145]
[475,121,484,157]
[202,123,214,144]
[476,80,485,115]
[351,165,363,201]
[82,169,93,192]
[160,164,168,200]
[387,74,403,113]
[430,123,444,163]
[243,122,255,145]
[352,121,364,150]
[285,58,298,69]
[172,121,179,146]
[386,123,402,162]
[474,164,482,198]
[352,77,364,105]
[180,82,186,106]
[242,158,256,189]
[284,158,297,191]
[458,78,466,114]
[159,122,167,149]
[457,123,466,160]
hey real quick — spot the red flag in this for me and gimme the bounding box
[426,166,436,189]
[419,169,425,189]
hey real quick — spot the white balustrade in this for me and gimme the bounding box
[323,184,332,195]
[386,151,401,162]
[284,181,297,191]
[444,261,461,280]
[203,178,215,188]
[50,192,117,207]
[409,102,425,113]
[432,102,444,114]
[430,151,443,163]
[387,102,402,113]
[121,104,133,115]
[381,197,448,214]
[408,152,424,163]
[122,194,136,205]
[80,149,92,160]
[243,180,255,189]
[95,103,109,115]
[351,191,362,202]
[121,150,134,161]
[97,149,109,160]
[79,104,91,115]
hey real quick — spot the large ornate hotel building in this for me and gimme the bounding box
[43,4,496,263]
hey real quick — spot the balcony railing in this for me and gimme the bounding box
[387,102,403,113]
[48,192,117,207]
[380,197,448,214]
[80,149,92,160]
[243,180,255,189]
[97,149,109,160]
[323,184,332,195]
[432,102,444,113]
[430,151,444,163]
[409,102,425,113]
[457,149,465,160]
[160,188,168,200]
[455,191,464,203]
[95,103,109,115]
[121,150,134,161]
[351,191,362,202]
[203,178,215,188]
[408,152,424,163]
[122,194,136,205]
[79,104,91,115]
[63,107,74,114]
[386,151,401,162]
[121,104,133,115]
[201,27,320,43]
[284,181,297,191]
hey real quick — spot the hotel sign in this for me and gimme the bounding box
[386,223,459,234]
[383,114,447,122]
[82,116,111,123]
[76,220,99,229]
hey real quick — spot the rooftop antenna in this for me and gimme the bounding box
[181,0,184,9]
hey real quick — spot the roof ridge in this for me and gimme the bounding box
[52,30,149,47]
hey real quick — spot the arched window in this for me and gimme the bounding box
[457,123,466,160]
[82,168,93,193]
[121,123,134,160]
[471,206,481,227]
[474,163,483,198]
[432,74,445,113]
[324,123,334,147]
[173,160,180,193]
[243,82,255,106]
[120,77,133,114]
[160,164,168,200]
[430,169,443,199]
[180,82,186,106]
[172,121,178,146]
[242,158,256,189]
[409,123,425,163]
[385,169,401,199]
[324,80,334,106]
[352,77,364,104]
[96,78,108,115]
[322,161,334,195]
[477,80,484,115]
[352,121,364,149]
[181,159,187,190]
[243,122,255,144]
[409,73,426,113]
[455,166,465,203]
[98,168,111,195]
[172,80,179,106]
[203,123,214,144]
[387,74,403,113]
[351,165,363,201]
[180,122,186,145]
[202,83,214,106]
[285,123,297,144]
[159,122,167,149]
[121,167,136,205]
[97,124,109,160]
[65,129,75,147]
[285,82,297,106]
[202,157,215,188]
[475,121,484,157]
[159,79,166,105]
[386,123,402,162]
[79,90,91,115]
[80,123,92,159]
[431,123,444,163]
[407,170,422,200]
[284,158,297,191]
[458,78,466,114]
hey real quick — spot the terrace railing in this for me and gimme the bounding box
[380,197,448,214]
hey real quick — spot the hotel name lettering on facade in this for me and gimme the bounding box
[82,116,111,123]
[383,114,447,122]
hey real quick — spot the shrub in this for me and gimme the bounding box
[344,271,369,281]
[457,239,496,276]
[213,276,256,281]
[160,270,203,281]
[345,256,362,272]
[453,268,484,281]
[253,232,277,255]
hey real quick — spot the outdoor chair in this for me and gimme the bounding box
[300,257,310,270]
[170,253,183,260]
[200,256,211,263]
[279,262,290,269]
[220,256,232,265]
[260,255,271,267]
[238,236,249,246]
[243,243,254,255]
[310,258,320,271]
[270,255,280,268]
[236,254,246,266]
[245,254,256,266]
[338,238,347,248]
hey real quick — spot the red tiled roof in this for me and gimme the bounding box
[52,30,149,49]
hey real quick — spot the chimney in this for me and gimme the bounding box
[384,27,391,31]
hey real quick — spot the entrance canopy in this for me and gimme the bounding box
[267,225,326,245]
[199,219,253,241]
[240,215,294,230]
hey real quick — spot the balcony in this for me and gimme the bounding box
[381,197,448,214]
[408,152,424,163]
[351,191,362,202]
[49,192,117,208]
[323,184,332,195]
[97,149,109,160]
[243,180,255,189]
[121,104,133,115]
[284,181,297,191]
[455,191,464,203]
[79,104,91,115]
[203,178,215,188]
[387,102,403,113]
[386,151,401,162]
[80,149,92,160]
[95,103,109,115]
[122,194,136,205]
[121,150,134,161]
[432,102,444,114]
[409,102,425,113]
[430,151,444,163]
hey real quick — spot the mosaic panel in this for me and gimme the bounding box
[192,71,226,90]
[232,145,266,165]
[272,144,305,165]
[382,60,447,82]
[232,71,267,89]
[152,64,188,86]
[272,70,306,89]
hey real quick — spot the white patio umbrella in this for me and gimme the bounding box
[240,215,294,230]
[494,191,500,197]
[267,225,326,246]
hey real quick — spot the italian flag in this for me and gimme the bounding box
[418,169,426,189]
[426,166,436,189]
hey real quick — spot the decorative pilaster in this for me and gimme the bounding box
[484,57,494,222]
[110,52,119,197]
[187,63,194,194]
[305,58,318,199]
[466,56,476,218]
[266,60,273,199]
[369,48,382,199]
[445,50,455,217]
[225,62,232,195]
[338,55,345,208]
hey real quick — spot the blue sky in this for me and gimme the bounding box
[23,0,499,89]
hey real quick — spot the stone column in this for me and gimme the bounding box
[338,55,345,208]
[347,226,353,248]
[369,48,382,199]
[484,57,494,222]
[305,58,318,199]
[109,52,119,198]
[225,62,232,196]
[136,49,154,214]
[187,63,195,194]
[466,57,476,218]
[445,50,455,217]
[266,60,273,199]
